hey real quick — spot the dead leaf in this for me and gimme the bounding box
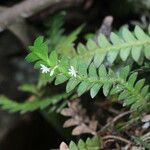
[72,124,96,135]
[61,108,75,116]
[63,118,80,128]
[60,142,69,150]
[68,99,80,110]
[141,114,150,122]
[89,120,98,131]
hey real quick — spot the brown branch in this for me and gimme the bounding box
[0,0,77,31]
[102,135,132,145]
[97,110,132,134]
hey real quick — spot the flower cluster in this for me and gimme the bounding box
[40,64,58,76]
[40,64,77,78]
[40,64,50,74]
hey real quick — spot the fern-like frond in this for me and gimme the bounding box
[46,12,65,50]
[56,25,83,57]
[28,25,150,70]
[75,25,150,66]
[0,93,67,113]
[26,45,150,112]
[64,136,101,150]
[26,36,50,68]
[46,12,83,57]
[25,25,150,112]
[63,64,150,112]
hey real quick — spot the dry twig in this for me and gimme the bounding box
[102,135,132,145]
[94,15,113,41]
[98,110,131,134]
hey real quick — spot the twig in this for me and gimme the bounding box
[99,16,113,38]
[102,135,132,145]
[98,110,131,134]
[0,0,76,31]
[94,15,113,41]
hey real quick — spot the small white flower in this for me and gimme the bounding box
[40,64,50,74]
[68,66,77,77]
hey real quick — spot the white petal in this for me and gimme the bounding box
[40,64,50,74]
[68,66,77,77]
[50,70,54,76]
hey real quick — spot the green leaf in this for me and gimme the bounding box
[110,32,122,44]
[49,51,58,66]
[128,72,138,87]
[25,53,39,62]
[56,25,83,57]
[77,81,90,96]
[46,12,65,50]
[70,57,78,70]
[89,136,100,148]
[123,96,135,106]
[34,36,44,46]
[118,90,130,101]
[78,60,89,77]
[131,100,144,110]
[55,74,68,85]
[141,85,149,96]
[26,36,49,64]
[89,63,98,79]
[109,33,121,63]
[107,50,119,64]
[131,46,142,62]
[134,25,149,40]
[34,60,46,69]
[19,84,38,95]
[90,83,102,98]
[78,139,86,149]
[69,141,78,150]
[77,43,87,54]
[87,39,98,50]
[144,45,150,60]
[122,27,136,42]
[120,47,131,61]
[59,56,69,73]
[135,79,145,92]
[103,83,112,96]
[98,34,111,47]
[94,52,106,67]
[120,65,130,80]
[86,136,101,150]
[66,78,80,93]
[98,65,107,77]
[110,85,123,95]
